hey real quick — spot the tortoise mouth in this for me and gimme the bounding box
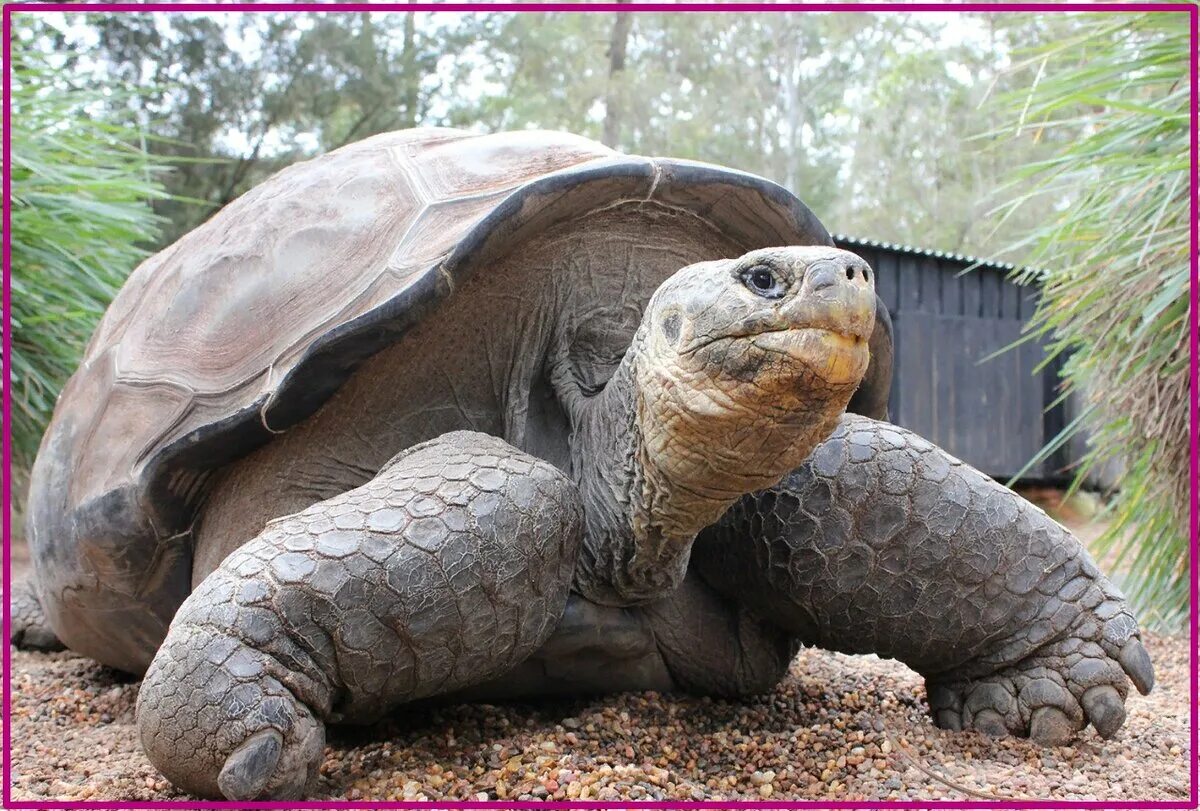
[685,326,865,356]
[787,327,864,351]
[750,327,867,375]
[685,327,869,388]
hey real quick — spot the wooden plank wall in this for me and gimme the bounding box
[838,241,1062,482]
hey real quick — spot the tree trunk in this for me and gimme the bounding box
[400,11,419,128]
[602,3,633,148]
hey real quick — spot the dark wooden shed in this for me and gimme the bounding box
[834,235,1071,484]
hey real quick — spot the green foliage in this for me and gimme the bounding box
[467,12,1086,256]
[843,15,1075,254]
[992,11,1191,628]
[463,12,1009,247]
[9,47,168,480]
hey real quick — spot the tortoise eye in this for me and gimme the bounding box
[741,265,785,299]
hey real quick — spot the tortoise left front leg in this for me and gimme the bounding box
[694,415,1153,744]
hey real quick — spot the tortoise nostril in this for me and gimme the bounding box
[845,266,855,281]
[862,267,870,283]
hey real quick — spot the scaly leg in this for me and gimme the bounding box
[9,576,65,651]
[694,415,1153,744]
[136,431,582,799]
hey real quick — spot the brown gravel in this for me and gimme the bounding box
[5,505,1193,803]
[6,634,1191,802]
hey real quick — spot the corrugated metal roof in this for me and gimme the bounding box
[833,233,1021,273]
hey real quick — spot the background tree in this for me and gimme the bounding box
[31,11,1071,254]
[65,12,474,243]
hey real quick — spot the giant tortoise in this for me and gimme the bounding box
[15,128,1153,799]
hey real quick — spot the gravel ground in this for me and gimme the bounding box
[6,634,1192,803]
[6,501,1194,803]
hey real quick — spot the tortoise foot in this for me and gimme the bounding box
[137,622,326,800]
[10,577,65,652]
[927,622,1153,744]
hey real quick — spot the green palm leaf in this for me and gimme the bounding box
[993,10,1191,629]
[9,48,169,505]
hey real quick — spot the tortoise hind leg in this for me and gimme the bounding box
[453,594,676,701]
[9,576,65,651]
[694,415,1152,744]
[136,431,582,799]
[642,571,798,698]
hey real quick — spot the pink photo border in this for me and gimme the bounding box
[2,2,1196,809]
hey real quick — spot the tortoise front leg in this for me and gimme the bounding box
[694,415,1153,744]
[136,431,581,800]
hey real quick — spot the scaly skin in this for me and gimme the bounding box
[25,242,1155,803]
[131,246,880,799]
[9,577,64,651]
[694,414,1153,743]
[136,432,582,799]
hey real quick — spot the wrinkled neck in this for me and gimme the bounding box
[569,329,855,606]
[570,349,682,606]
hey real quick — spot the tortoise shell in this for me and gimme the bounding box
[27,128,831,671]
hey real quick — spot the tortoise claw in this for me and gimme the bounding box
[1119,638,1154,695]
[1029,706,1075,746]
[218,729,284,800]
[928,684,963,731]
[1081,684,1127,739]
[972,709,1009,738]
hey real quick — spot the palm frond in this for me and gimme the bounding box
[9,49,169,501]
[992,10,1191,629]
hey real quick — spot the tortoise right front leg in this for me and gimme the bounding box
[136,431,581,800]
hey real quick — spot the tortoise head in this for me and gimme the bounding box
[632,246,876,521]
[571,245,878,605]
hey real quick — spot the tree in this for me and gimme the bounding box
[74,12,475,244]
[46,11,1085,260]
[602,3,633,147]
[458,11,1071,256]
